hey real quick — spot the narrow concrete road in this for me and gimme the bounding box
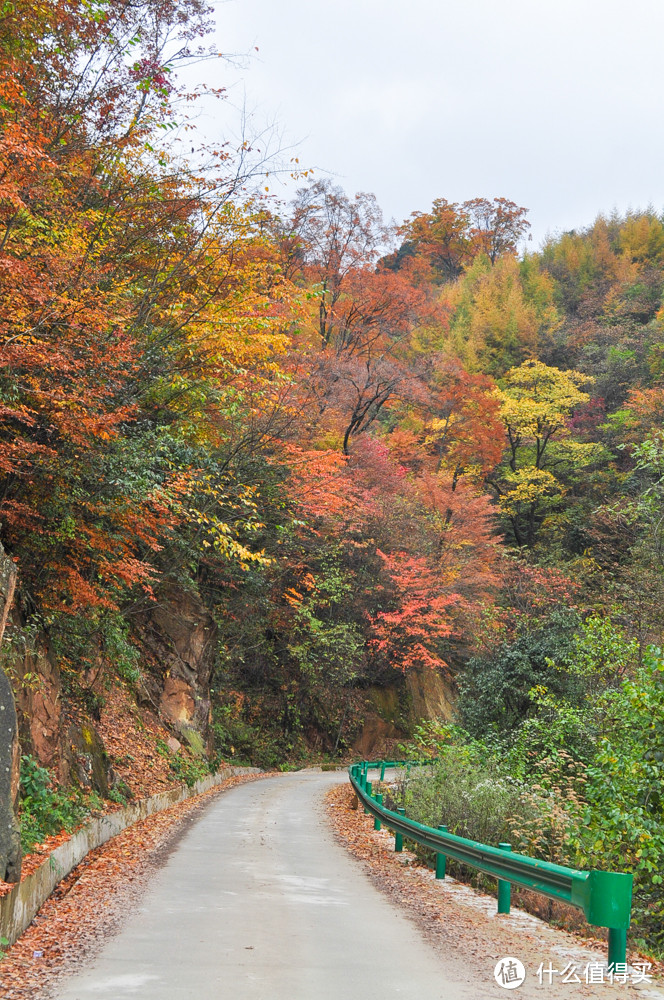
[54,770,475,1000]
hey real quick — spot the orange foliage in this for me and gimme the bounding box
[368,551,458,673]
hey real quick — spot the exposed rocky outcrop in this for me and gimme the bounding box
[352,714,402,757]
[65,720,115,797]
[352,686,405,757]
[1,577,217,806]
[351,667,455,758]
[405,665,455,722]
[138,586,216,752]
[0,541,16,648]
[0,542,21,882]
[13,642,62,772]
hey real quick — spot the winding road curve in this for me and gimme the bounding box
[53,770,476,1000]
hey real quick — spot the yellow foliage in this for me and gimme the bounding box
[496,359,593,441]
[498,467,563,517]
[619,214,664,264]
[442,256,559,374]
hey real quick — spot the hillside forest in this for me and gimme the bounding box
[2,0,664,956]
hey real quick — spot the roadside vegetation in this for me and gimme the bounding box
[397,620,664,955]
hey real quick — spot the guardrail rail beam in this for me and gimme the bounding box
[349,761,633,968]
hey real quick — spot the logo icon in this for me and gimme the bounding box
[494,957,526,989]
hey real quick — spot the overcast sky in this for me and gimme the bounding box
[185,0,664,248]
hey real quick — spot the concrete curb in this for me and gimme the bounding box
[0,764,261,946]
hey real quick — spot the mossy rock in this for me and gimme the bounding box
[180,726,206,757]
[367,686,401,724]
[68,721,111,797]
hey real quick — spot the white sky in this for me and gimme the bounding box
[184,0,664,248]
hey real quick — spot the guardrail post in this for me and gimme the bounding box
[436,826,448,879]
[364,780,372,813]
[380,761,387,781]
[608,928,627,970]
[497,842,512,914]
[395,807,405,852]
[374,794,383,830]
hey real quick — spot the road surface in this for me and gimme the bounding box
[53,770,475,1000]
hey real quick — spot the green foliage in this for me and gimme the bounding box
[107,782,131,806]
[49,610,142,690]
[448,635,664,955]
[458,608,582,736]
[285,553,364,686]
[395,751,525,880]
[211,699,307,769]
[397,724,588,867]
[102,615,142,686]
[565,613,639,695]
[155,738,213,788]
[211,704,257,765]
[564,650,664,951]
[397,719,464,758]
[500,704,596,778]
[19,755,92,853]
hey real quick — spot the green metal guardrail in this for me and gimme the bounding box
[349,761,633,968]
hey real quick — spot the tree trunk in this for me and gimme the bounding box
[0,542,21,882]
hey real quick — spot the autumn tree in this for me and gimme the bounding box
[388,198,474,283]
[305,269,433,453]
[368,551,458,673]
[463,197,530,265]
[442,255,559,376]
[0,1,300,624]
[384,196,530,285]
[490,360,595,548]
[420,363,503,485]
[385,360,503,488]
[288,179,391,349]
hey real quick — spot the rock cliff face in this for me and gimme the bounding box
[0,542,21,882]
[0,542,16,648]
[137,586,216,755]
[351,667,455,758]
[405,665,455,722]
[13,642,62,771]
[5,573,217,809]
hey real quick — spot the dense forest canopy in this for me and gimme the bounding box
[2,0,664,955]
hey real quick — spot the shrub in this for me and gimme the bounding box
[155,739,212,787]
[457,608,581,736]
[19,755,93,853]
[395,753,524,878]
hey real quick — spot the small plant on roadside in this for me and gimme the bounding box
[506,751,586,866]
[395,754,524,878]
[155,738,212,788]
[107,781,132,806]
[19,755,92,853]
